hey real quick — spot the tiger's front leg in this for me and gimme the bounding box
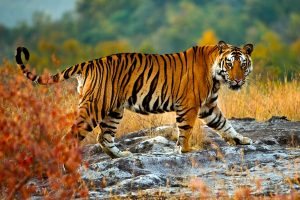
[175,107,198,153]
[199,105,252,145]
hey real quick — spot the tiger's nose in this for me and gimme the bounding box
[234,78,243,85]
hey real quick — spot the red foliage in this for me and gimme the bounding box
[0,61,88,199]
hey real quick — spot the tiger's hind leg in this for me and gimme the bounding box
[62,106,95,172]
[64,105,95,142]
[98,109,132,158]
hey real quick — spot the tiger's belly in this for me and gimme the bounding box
[125,95,175,115]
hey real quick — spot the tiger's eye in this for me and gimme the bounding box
[227,62,232,68]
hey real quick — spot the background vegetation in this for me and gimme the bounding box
[1,0,300,198]
[1,0,300,79]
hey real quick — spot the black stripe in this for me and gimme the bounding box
[100,122,117,129]
[153,98,159,111]
[86,124,93,132]
[137,53,143,67]
[77,120,84,126]
[131,73,144,104]
[103,138,111,143]
[216,119,227,130]
[163,98,170,111]
[92,118,97,128]
[107,55,112,63]
[103,130,115,136]
[142,71,159,111]
[176,116,184,123]
[224,127,231,133]
[209,95,218,104]
[207,113,222,128]
[147,58,154,79]
[52,74,59,82]
[199,107,214,119]
[63,66,74,79]
[109,111,123,120]
[70,64,79,76]
[75,133,85,141]
[161,58,168,100]
[212,79,220,93]
[15,47,30,64]
[178,125,192,130]
[177,107,194,117]
[170,54,177,96]
[175,53,184,98]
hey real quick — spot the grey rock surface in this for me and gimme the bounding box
[80,116,300,199]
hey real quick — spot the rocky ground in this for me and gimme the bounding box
[79,116,300,199]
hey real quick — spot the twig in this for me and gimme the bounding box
[7,175,30,200]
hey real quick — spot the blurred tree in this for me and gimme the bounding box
[244,0,281,26]
[94,40,131,56]
[38,39,57,53]
[198,29,218,46]
[291,38,300,56]
[1,0,299,80]
[62,39,81,55]
[252,30,299,79]
[284,13,300,43]
[0,24,10,59]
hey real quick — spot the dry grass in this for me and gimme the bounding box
[219,78,300,121]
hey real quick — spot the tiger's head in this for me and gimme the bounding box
[213,41,254,90]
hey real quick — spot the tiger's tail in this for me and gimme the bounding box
[15,47,82,85]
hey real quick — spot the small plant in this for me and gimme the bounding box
[0,62,87,199]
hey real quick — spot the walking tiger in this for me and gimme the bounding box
[16,41,253,158]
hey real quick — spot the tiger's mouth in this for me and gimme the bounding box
[228,84,242,90]
[227,79,244,90]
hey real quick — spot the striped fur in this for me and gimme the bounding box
[15,41,253,158]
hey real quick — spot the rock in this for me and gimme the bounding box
[31,117,300,199]
[76,116,300,199]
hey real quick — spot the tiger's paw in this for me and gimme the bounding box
[226,136,252,146]
[106,150,133,159]
[118,150,133,157]
[181,146,193,153]
[239,136,253,145]
[174,145,194,154]
[100,143,133,158]
[174,145,182,154]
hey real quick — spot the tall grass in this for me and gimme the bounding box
[219,78,300,121]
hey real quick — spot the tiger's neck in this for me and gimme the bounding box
[183,45,220,104]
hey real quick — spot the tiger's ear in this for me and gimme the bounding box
[243,43,253,55]
[217,41,228,53]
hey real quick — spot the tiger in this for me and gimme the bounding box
[15,41,253,158]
